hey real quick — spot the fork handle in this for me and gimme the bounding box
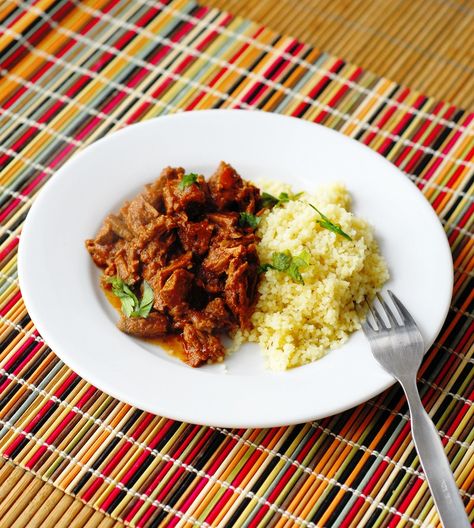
[401,378,470,528]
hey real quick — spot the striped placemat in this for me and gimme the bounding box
[0,1,473,527]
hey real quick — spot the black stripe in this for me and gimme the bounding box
[292,60,346,119]
[354,84,400,141]
[412,109,465,176]
[258,46,314,111]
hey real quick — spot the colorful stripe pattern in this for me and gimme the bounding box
[0,1,473,526]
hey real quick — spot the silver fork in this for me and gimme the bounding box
[362,290,470,528]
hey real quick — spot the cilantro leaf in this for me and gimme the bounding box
[308,203,352,240]
[257,263,273,273]
[292,249,310,268]
[261,192,279,208]
[287,262,304,284]
[135,281,154,318]
[261,191,303,209]
[239,212,261,229]
[178,173,199,190]
[120,296,135,318]
[107,277,154,318]
[259,250,310,284]
[272,251,292,271]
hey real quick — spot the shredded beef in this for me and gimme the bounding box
[86,162,263,367]
[117,312,168,338]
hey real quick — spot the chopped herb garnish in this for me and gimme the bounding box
[261,191,303,209]
[308,203,352,240]
[107,277,154,318]
[178,173,199,190]
[257,263,272,274]
[239,212,261,229]
[259,250,310,284]
[271,251,293,271]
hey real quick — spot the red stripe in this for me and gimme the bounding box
[402,105,457,176]
[134,429,216,526]
[237,40,300,107]
[387,479,423,527]
[125,6,220,123]
[0,0,154,166]
[314,67,364,123]
[3,372,78,457]
[81,419,176,502]
[5,0,46,29]
[433,147,474,212]
[339,495,366,527]
[0,200,23,224]
[291,58,344,117]
[0,288,21,316]
[25,386,98,469]
[0,340,44,394]
[186,26,266,110]
[362,87,410,147]
[246,503,270,528]
[204,488,236,525]
[377,94,426,155]
[422,112,473,184]
[0,334,40,374]
[394,102,445,167]
[0,1,76,71]
[385,422,411,458]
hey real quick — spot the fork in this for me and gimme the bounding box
[362,291,470,528]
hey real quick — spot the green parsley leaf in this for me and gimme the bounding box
[239,212,261,229]
[308,203,352,240]
[120,296,135,318]
[135,281,154,318]
[178,173,199,190]
[259,250,310,284]
[107,277,154,318]
[292,249,310,268]
[261,191,303,209]
[272,251,292,271]
[257,263,272,273]
[287,262,304,284]
[261,192,279,208]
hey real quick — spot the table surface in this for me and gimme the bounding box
[0,0,472,527]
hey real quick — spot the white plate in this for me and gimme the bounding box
[18,110,453,428]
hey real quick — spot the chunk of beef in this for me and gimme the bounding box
[206,212,239,230]
[85,215,130,268]
[121,195,159,235]
[188,298,235,332]
[198,244,245,293]
[157,269,193,311]
[107,214,133,240]
[208,162,241,211]
[223,251,259,328]
[114,242,140,284]
[208,162,260,213]
[143,176,166,212]
[181,325,225,367]
[207,211,258,250]
[161,167,209,216]
[177,216,214,256]
[88,162,263,369]
[86,239,113,268]
[137,216,177,275]
[117,312,169,338]
[146,252,193,308]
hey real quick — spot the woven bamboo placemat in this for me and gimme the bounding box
[0,1,473,527]
[204,0,474,110]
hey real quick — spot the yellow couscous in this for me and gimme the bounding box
[234,181,389,371]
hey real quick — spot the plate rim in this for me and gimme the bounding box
[18,109,453,427]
